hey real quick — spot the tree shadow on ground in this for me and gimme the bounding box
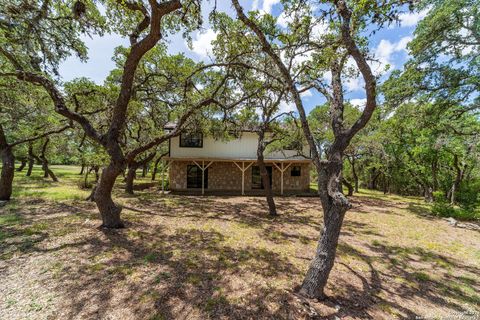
[2,195,479,319]
[49,222,312,319]
[322,241,480,319]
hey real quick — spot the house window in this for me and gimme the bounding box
[291,166,301,177]
[252,166,272,189]
[180,132,203,148]
[187,165,208,189]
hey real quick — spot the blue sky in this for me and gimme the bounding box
[58,0,428,114]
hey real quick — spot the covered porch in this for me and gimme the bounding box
[164,157,312,196]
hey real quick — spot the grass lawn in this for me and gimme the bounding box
[1,165,479,319]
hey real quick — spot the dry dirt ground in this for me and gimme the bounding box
[1,171,479,319]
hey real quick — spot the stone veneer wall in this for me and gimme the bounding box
[169,161,310,192]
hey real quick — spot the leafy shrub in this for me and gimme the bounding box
[456,182,480,211]
[431,188,480,221]
[432,201,479,221]
[431,201,456,217]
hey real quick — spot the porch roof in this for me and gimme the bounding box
[164,156,311,163]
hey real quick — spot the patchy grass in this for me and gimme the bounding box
[0,165,479,319]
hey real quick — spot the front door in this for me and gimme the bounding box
[187,165,208,189]
[251,166,272,189]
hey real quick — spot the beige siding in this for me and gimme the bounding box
[170,132,308,160]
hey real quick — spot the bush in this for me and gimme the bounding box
[431,188,480,221]
[432,200,480,221]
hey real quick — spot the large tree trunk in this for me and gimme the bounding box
[300,156,349,299]
[94,163,124,228]
[16,159,27,172]
[0,146,15,201]
[125,166,136,194]
[257,131,277,217]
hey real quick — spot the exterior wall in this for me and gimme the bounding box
[169,160,310,193]
[169,132,309,160]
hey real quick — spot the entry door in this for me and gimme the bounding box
[251,166,272,189]
[187,165,208,189]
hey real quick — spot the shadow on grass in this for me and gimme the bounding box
[2,192,479,319]
[46,223,305,319]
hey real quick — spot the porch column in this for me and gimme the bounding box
[233,161,254,195]
[193,160,213,195]
[273,162,292,195]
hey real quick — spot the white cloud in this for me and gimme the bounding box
[346,77,364,92]
[190,29,218,59]
[277,11,290,28]
[397,9,429,27]
[253,0,281,14]
[300,89,313,98]
[261,0,281,14]
[278,100,296,114]
[350,98,367,110]
[372,36,412,73]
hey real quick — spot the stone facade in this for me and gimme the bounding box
[169,160,310,193]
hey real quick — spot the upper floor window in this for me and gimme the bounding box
[180,132,203,148]
[291,166,301,177]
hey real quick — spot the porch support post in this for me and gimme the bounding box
[193,160,213,196]
[242,162,246,195]
[281,162,284,195]
[202,160,205,195]
[272,162,292,196]
[233,161,254,195]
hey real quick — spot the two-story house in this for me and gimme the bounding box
[165,126,312,195]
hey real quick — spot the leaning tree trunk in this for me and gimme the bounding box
[26,146,35,177]
[42,159,58,182]
[79,163,85,175]
[94,163,124,228]
[151,156,162,181]
[257,132,277,217]
[16,159,27,172]
[342,178,354,196]
[352,162,358,193]
[0,146,15,201]
[142,163,148,177]
[125,166,137,194]
[300,153,349,299]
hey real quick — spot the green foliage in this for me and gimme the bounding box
[456,182,480,212]
[432,189,480,221]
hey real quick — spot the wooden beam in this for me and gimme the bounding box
[233,161,254,195]
[272,162,292,195]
